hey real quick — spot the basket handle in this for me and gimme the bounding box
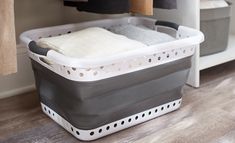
[155,21,179,30]
[28,41,50,56]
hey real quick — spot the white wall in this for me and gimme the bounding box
[230,0,235,34]
[15,0,64,43]
[152,0,199,28]
[0,46,35,99]
[15,0,128,43]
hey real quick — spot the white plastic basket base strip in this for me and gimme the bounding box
[21,17,204,82]
[41,98,182,141]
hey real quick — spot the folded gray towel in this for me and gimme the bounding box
[109,25,175,46]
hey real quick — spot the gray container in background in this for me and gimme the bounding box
[200,2,232,56]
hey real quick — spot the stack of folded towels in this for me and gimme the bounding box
[37,25,175,59]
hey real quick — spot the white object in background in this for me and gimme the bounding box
[200,0,228,9]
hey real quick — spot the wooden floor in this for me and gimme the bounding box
[1,61,235,143]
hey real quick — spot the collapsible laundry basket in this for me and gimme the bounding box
[20,17,204,141]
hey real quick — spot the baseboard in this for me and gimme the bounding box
[0,44,35,99]
[0,84,35,99]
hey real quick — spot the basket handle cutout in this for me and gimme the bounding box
[155,21,179,30]
[28,41,50,56]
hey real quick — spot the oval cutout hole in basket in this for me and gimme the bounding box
[39,57,53,67]
[79,73,84,77]
[135,116,138,120]
[121,121,125,125]
[93,71,98,76]
[90,132,94,136]
[142,113,145,117]
[99,129,102,133]
[106,126,110,130]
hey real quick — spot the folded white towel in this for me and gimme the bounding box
[200,0,228,9]
[109,24,175,46]
[37,27,147,59]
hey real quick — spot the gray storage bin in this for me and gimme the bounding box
[200,1,232,56]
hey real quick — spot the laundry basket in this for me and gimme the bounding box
[20,17,204,141]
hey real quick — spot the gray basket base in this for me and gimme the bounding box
[41,98,182,141]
